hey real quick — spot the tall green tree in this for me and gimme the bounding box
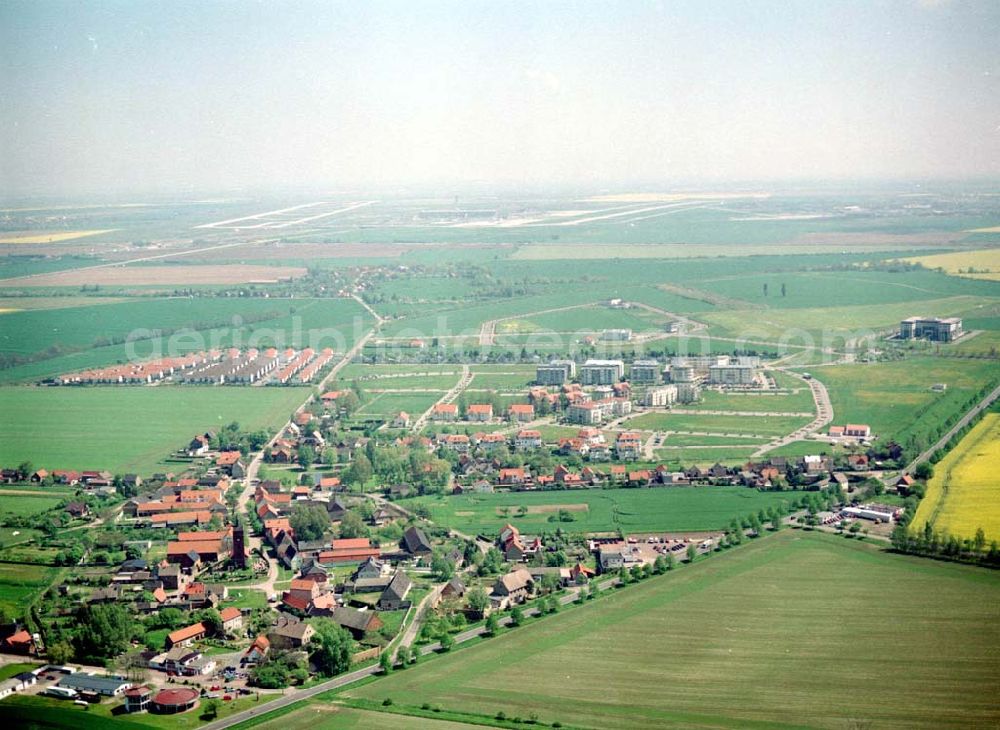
[74,603,133,660]
[290,503,329,542]
[311,622,353,677]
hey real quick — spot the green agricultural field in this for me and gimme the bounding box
[0,562,61,616]
[400,487,793,536]
[0,494,62,518]
[524,305,667,333]
[703,295,989,345]
[691,268,1000,311]
[818,356,1000,449]
[235,703,486,730]
[0,297,298,357]
[627,412,812,438]
[0,297,371,384]
[346,531,1000,729]
[0,385,308,474]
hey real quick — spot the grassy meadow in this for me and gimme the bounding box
[0,386,308,473]
[911,413,1000,542]
[400,487,794,536]
[626,412,812,438]
[818,356,1000,448]
[345,531,1000,729]
[0,562,62,616]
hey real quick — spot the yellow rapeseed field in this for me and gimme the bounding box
[911,413,1000,542]
[905,248,1000,281]
[0,229,115,244]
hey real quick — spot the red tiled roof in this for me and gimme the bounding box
[167,622,206,645]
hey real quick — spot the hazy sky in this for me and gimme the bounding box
[1,0,998,197]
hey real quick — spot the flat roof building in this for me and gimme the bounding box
[899,317,963,342]
[579,359,625,385]
[536,360,575,386]
[58,673,130,697]
[630,359,661,384]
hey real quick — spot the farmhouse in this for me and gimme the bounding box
[318,538,380,565]
[268,615,315,649]
[220,606,243,633]
[402,526,433,557]
[166,622,207,649]
[243,635,270,664]
[491,568,534,609]
[377,571,413,610]
[331,607,383,639]
[441,576,466,598]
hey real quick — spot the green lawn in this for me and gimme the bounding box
[0,662,41,680]
[346,531,1000,729]
[401,487,794,536]
[225,588,269,610]
[0,385,308,474]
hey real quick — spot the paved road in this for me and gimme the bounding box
[199,578,618,730]
[410,365,471,432]
[902,382,1000,475]
[753,368,833,457]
